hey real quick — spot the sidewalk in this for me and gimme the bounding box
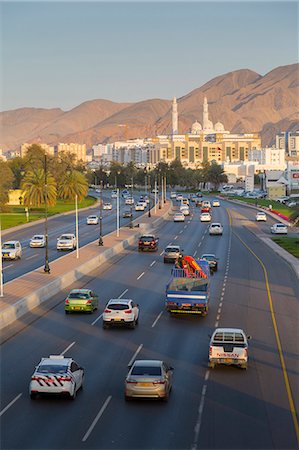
[0,201,172,330]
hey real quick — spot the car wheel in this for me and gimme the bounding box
[65,310,70,314]
[241,363,248,370]
[70,385,77,400]
[162,389,169,402]
[102,322,109,329]
[215,265,218,271]
[209,362,215,369]
[125,395,132,401]
[30,392,37,400]
[80,374,84,390]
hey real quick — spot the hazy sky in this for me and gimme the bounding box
[1,1,298,111]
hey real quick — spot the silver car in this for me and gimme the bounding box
[2,241,22,260]
[164,245,182,263]
[125,360,173,401]
[57,234,76,250]
[209,223,223,235]
[86,215,99,225]
[29,235,46,248]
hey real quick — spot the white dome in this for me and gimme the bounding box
[191,121,202,134]
[215,121,225,132]
[204,119,214,131]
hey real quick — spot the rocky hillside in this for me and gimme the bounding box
[1,63,298,151]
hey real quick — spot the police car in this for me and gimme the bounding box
[29,355,84,399]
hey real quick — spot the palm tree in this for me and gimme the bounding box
[57,170,88,201]
[22,169,57,207]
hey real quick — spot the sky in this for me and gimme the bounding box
[1,1,298,111]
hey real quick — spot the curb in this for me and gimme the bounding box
[0,202,171,330]
[259,236,299,279]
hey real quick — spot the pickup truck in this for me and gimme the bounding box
[165,260,210,316]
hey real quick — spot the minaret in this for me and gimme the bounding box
[172,97,178,135]
[203,96,209,130]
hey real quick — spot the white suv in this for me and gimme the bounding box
[103,299,139,329]
[209,328,251,370]
[1,241,22,260]
[29,355,84,399]
[57,234,76,251]
[209,223,223,235]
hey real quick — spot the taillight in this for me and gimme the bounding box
[126,380,137,384]
[209,346,212,356]
[65,299,69,304]
[167,301,176,305]
[138,240,142,244]
[86,299,92,305]
[104,309,111,313]
[58,376,72,381]
[124,309,132,314]
[31,376,40,381]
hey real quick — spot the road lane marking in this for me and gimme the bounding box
[26,255,37,260]
[150,261,156,267]
[215,321,219,327]
[174,236,178,240]
[137,272,145,280]
[227,208,299,444]
[91,313,103,326]
[160,251,164,256]
[197,243,201,248]
[152,311,163,328]
[184,225,187,229]
[82,395,112,442]
[192,383,208,449]
[204,371,210,381]
[179,230,183,234]
[128,344,143,367]
[216,314,220,320]
[3,264,13,270]
[118,288,128,298]
[0,393,22,417]
[60,341,75,355]
[217,308,221,314]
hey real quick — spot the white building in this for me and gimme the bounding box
[276,131,299,157]
[285,159,299,192]
[248,147,286,168]
[111,139,153,166]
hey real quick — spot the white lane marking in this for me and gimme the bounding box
[137,272,145,280]
[204,371,210,381]
[184,225,187,229]
[215,321,219,327]
[60,341,75,356]
[118,288,128,298]
[197,243,201,248]
[219,302,223,307]
[160,251,164,256]
[179,230,183,234]
[152,311,163,328]
[193,251,197,257]
[82,395,112,442]
[3,264,13,270]
[26,254,37,260]
[150,261,156,267]
[216,314,220,320]
[174,236,178,240]
[91,313,103,326]
[192,384,208,449]
[218,308,221,314]
[128,344,143,367]
[0,393,22,417]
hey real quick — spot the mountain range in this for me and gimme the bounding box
[1,63,298,152]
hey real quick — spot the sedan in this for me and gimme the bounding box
[103,299,139,329]
[30,234,46,248]
[65,289,99,314]
[209,223,223,235]
[125,360,173,401]
[212,200,220,207]
[200,213,211,222]
[123,210,133,218]
[271,223,288,234]
[135,202,145,211]
[173,212,185,222]
[164,245,182,263]
[57,234,76,251]
[201,253,218,271]
[86,215,99,225]
[103,203,112,210]
[1,241,22,260]
[256,212,267,222]
[180,206,190,216]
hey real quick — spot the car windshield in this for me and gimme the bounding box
[169,279,208,292]
[37,365,68,374]
[60,236,72,240]
[131,366,161,376]
[166,248,179,253]
[202,255,215,261]
[108,303,130,310]
[276,224,285,228]
[89,216,97,219]
[3,243,15,249]
[141,236,154,241]
[69,292,90,299]
[211,224,220,227]
[32,236,43,240]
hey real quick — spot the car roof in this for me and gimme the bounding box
[107,298,132,305]
[210,223,221,226]
[141,235,155,238]
[133,360,163,367]
[165,246,180,251]
[3,240,20,244]
[213,328,245,334]
[32,235,44,237]
[201,253,216,258]
[60,234,74,237]
[70,289,90,293]
[39,355,72,366]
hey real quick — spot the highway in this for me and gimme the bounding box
[1,198,298,449]
[1,191,149,283]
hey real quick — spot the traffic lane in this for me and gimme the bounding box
[198,213,297,449]
[0,206,223,448]
[2,203,148,283]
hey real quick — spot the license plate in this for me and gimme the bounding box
[74,306,81,310]
[224,358,233,363]
[144,242,150,245]
[114,318,121,321]
[4,253,9,257]
[138,382,151,387]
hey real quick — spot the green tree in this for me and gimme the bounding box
[57,170,88,201]
[22,169,57,207]
[0,161,14,207]
[207,162,228,190]
[8,156,25,189]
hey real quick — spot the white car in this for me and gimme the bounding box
[103,299,139,329]
[209,223,223,235]
[1,241,22,260]
[200,213,211,222]
[173,212,185,222]
[176,194,183,201]
[202,200,211,208]
[181,198,189,206]
[209,328,251,370]
[30,235,46,248]
[111,190,118,199]
[256,212,267,222]
[125,197,134,205]
[135,202,145,211]
[180,205,190,216]
[57,234,76,251]
[29,355,84,399]
[271,223,288,234]
[86,215,99,225]
[212,200,220,207]
[103,202,112,210]
[170,192,177,199]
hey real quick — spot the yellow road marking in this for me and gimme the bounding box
[227,208,299,444]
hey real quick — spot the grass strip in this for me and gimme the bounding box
[272,237,299,258]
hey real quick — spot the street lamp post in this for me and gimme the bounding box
[148,174,151,218]
[98,180,104,246]
[75,194,79,258]
[44,153,50,273]
[129,177,133,229]
[0,218,3,297]
[164,175,167,203]
[158,173,162,209]
[116,170,120,237]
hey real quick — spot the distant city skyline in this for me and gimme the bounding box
[1,1,298,111]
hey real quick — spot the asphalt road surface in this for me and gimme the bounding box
[2,191,149,283]
[1,198,298,450]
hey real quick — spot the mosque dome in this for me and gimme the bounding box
[191,121,202,134]
[215,121,225,132]
[204,119,214,131]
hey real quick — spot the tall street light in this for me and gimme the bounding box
[158,171,162,209]
[99,180,104,246]
[148,174,151,218]
[116,170,120,237]
[129,177,134,229]
[44,152,50,273]
[0,218,3,297]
